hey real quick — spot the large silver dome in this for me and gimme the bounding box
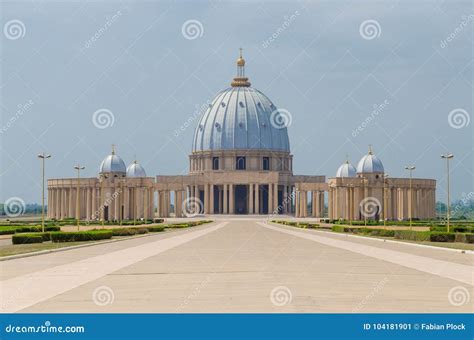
[192,52,290,153]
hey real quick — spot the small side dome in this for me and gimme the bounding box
[99,146,126,175]
[356,146,384,173]
[126,160,147,177]
[336,160,356,178]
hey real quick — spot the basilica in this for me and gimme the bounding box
[47,51,436,221]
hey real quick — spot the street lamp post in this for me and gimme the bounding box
[441,153,454,232]
[383,174,389,227]
[74,165,85,231]
[37,153,51,232]
[405,165,416,228]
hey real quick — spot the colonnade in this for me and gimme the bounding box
[47,186,154,221]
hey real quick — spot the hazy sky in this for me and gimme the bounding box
[1,0,472,204]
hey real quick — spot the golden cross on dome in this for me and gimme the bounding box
[368,144,373,155]
[111,144,116,155]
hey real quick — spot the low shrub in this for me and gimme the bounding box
[454,233,474,244]
[153,218,164,224]
[12,234,44,244]
[51,230,113,242]
[147,226,165,232]
[368,229,395,237]
[112,228,139,236]
[331,225,346,233]
[429,232,455,242]
[394,230,431,242]
[0,228,17,235]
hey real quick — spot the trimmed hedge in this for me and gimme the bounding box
[50,231,113,242]
[394,230,431,242]
[429,232,455,242]
[0,228,17,235]
[271,220,320,229]
[12,234,44,244]
[112,228,149,236]
[454,233,474,244]
[147,226,165,232]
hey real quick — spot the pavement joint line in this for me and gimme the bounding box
[258,222,473,286]
[0,222,228,313]
[269,222,474,255]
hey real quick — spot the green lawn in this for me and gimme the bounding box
[0,241,104,257]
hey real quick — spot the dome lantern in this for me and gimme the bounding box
[231,48,251,87]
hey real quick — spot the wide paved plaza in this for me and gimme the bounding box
[1,218,472,313]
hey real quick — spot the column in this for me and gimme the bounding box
[229,184,234,214]
[223,184,228,214]
[248,184,254,214]
[268,184,273,214]
[204,184,210,214]
[273,183,279,214]
[255,184,260,214]
[210,184,214,214]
